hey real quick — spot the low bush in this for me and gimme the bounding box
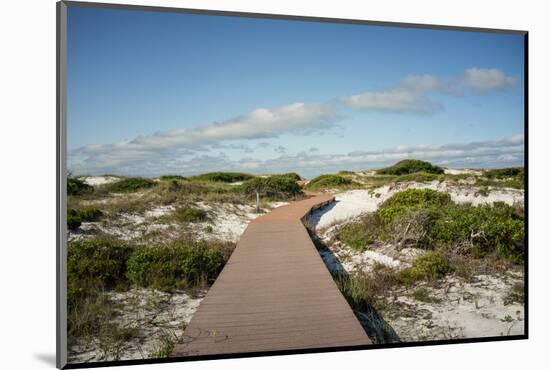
[431,202,524,262]
[398,251,451,285]
[338,214,384,250]
[387,208,438,249]
[67,177,93,195]
[172,207,208,223]
[337,189,524,263]
[378,188,451,224]
[484,167,524,179]
[67,238,135,306]
[192,172,254,183]
[67,236,234,347]
[126,240,227,291]
[304,174,360,191]
[478,186,490,197]
[334,272,375,311]
[377,159,444,176]
[159,175,186,181]
[79,207,103,222]
[333,265,401,343]
[241,175,302,199]
[67,207,103,229]
[474,167,524,190]
[103,177,156,193]
[333,263,400,311]
[279,172,302,181]
[67,210,82,230]
[394,172,444,183]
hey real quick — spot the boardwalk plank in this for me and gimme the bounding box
[171,195,371,357]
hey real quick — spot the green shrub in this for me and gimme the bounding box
[475,177,524,190]
[387,208,439,248]
[337,188,524,263]
[377,159,444,175]
[484,167,524,179]
[126,241,226,291]
[334,263,400,311]
[126,245,186,291]
[172,207,208,223]
[394,172,444,183]
[431,202,524,262]
[181,244,225,285]
[398,251,451,284]
[279,172,302,181]
[79,207,103,222]
[192,172,254,183]
[474,168,524,190]
[478,187,490,197]
[378,189,451,224]
[241,175,302,199]
[338,214,384,250]
[67,207,103,229]
[159,175,186,181]
[67,238,135,294]
[305,174,360,191]
[103,177,156,193]
[67,177,93,195]
[334,272,375,311]
[67,210,82,230]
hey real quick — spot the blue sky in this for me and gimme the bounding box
[67,5,525,178]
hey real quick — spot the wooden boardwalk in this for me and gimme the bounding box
[171,195,371,357]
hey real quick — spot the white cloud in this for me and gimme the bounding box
[400,74,445,92]
[274,145,288,154]
[69,67,520,176]
[69,102,338,174]
[343,88,443,114]
[343,68,517,114]
[342,73,446,114]
[70,134,524,178]
[256,134,524,178]
[462,68,518,92]
[129,102,337,149]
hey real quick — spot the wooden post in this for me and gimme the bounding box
[256,191,260,213]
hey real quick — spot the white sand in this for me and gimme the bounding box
[312,182,524,230]
[194,201,290,243]
[444,168,483,176]
[79,176,120,186]
[68,288,204,362]
[388,275,524,341]
[194,202,260,243]
[311,187,392,230]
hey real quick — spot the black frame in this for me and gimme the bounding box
[56,1,529,368]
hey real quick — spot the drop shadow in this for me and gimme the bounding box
[307,228,401,344]
[33,353,56,367]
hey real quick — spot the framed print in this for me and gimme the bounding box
[57,1,528,368]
